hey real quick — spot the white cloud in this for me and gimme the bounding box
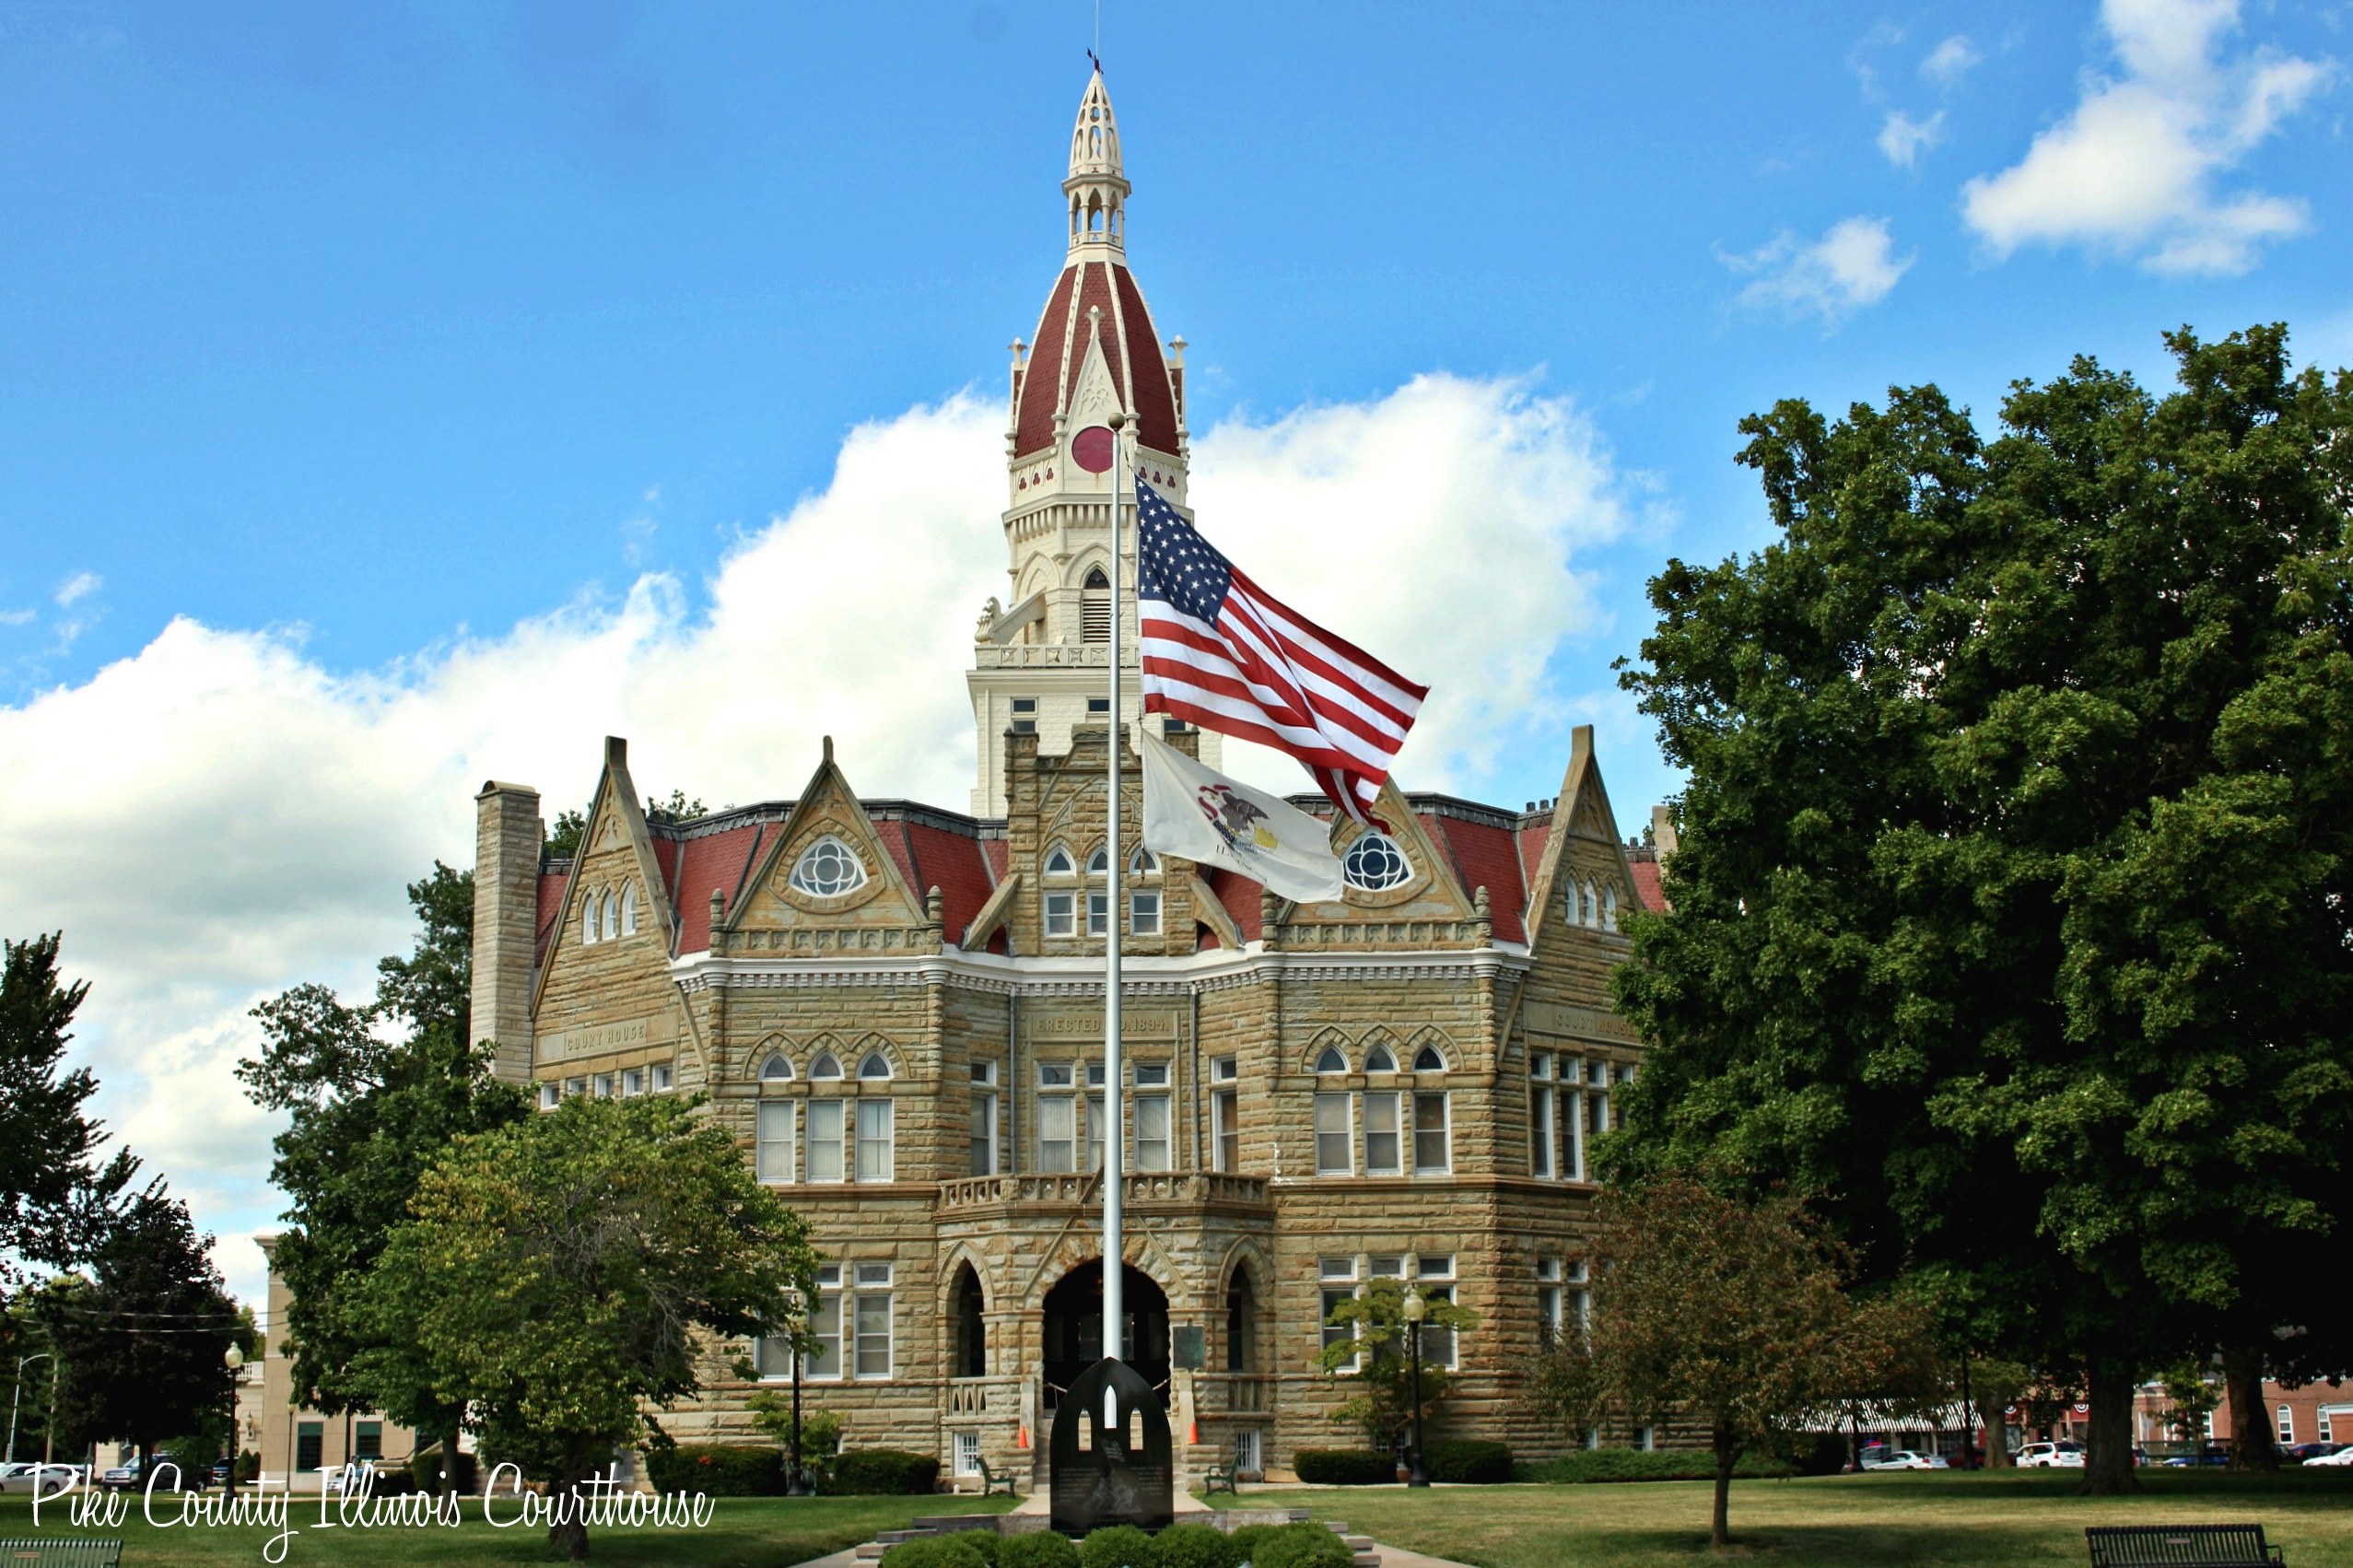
[0,376,1643,1305]
[54,572,101,607]
[0,608,34,626]
[1961,0,2335,275]
[1879,109,1947,168]
[1922,35,1984,87]
[1725,216,1914,325]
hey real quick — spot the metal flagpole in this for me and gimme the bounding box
[1103,410,1127,1369]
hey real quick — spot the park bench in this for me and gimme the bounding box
[972,1457,1018,1499]
[0,1541,125,1568]
[2085,1524,2285,1566]
[1198,1463,1238,1497]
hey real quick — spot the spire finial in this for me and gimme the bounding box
[1064,67,1130,253]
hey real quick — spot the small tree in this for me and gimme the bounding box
[1537,1175,1933,1549]
[745,1395,843,1484]
[1316,1276,1480,1453]
[367,1094,817,1560]
[2156,1360,2222,1451]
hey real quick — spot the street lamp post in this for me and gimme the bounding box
[1401,1289,1429,1489]
[8,1353,53,1467]
[223,1344,245,1497]
[785,1345,811,1496]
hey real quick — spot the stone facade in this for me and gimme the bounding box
[450,69,1667,1489]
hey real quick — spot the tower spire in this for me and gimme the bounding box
[1065,67,1129,255]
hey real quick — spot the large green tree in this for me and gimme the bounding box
[1610,326,2353,1494]
[367,1094,817,1560]
[238,864,529,1482]
[1,934,137,1281]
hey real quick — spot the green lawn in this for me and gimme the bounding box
[0,1492,1013,1565]
[1212,1470,2353,1566]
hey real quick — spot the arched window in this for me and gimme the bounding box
[809,1052,843,1081]
[603,890,620,938]
[758,1053,794,1082]
[583,893,602,944]
[1364,1045,1397,1072]
[1413,1045,1446,1072]
[790,836,867,898]
[1342,833,1411,892]
[619,883,638,936]
[1127,847,1162,935]
[1602,884,1619,931]
[858,1051,893,1081]
[1081,566,1111,643]
[954,1265,988,1379]
[1086,847,1109,876]
[1128,848,1158,875]
[1315,1047,1348,1074]
[1044,845,1075,877]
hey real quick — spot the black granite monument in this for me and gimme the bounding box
[1048,1355,1175,1534]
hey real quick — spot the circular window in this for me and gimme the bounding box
[1342,833,1411,892]
[789,836,867,898]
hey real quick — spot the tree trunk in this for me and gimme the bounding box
[1711,1422,1737,1549]
[549,1447,596,1562]
[1975,1395,2013,1468]
[2079,1356,2140,1496]
[2220,1345,2277,1472]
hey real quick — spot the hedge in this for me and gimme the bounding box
[1419,1439,1512,1484]
[1247,1523,1352,1568]
[831,1447,940,1495]
[644,1442,784,1496]
[1291,1448,1395,1485]
[882,1533,999,1568]
[997,1533,1080,1568]
[1077,1524,1156,1568]
[1515,1448,1797,1484]
[1151,1522,1241,1568]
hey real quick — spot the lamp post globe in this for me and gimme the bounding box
[1401,1289,1429,1489]
[221,1341,246,1494]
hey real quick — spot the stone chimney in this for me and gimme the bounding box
[472,780,543,1086]
[1650,804,1680,860]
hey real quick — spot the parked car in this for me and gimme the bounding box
[2305,1445,2353,1467]
[2017,1441,2086,1469]
[2284,1442,2344,1464]
[1861,1448,1950,1470]
[322,1462,378,1495]
[2161,1445,2230,1468]
[0,1464,82,1494]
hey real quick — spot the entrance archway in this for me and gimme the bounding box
[1042,1260,1169,1403]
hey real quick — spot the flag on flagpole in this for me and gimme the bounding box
[1133,479,1426,824]
[1138,731,1345,904]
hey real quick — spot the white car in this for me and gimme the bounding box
[0,1463,84,1494]
[1861,1449,1950,1470]
[2017,1442,2085,1469]
[2305,1445,2353,1468]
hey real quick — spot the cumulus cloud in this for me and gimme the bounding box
[0,375,1642,1305]
[1879,110,1946,168]
[1922,35,1984,87]
[1961,0,2335,275]
[1724,216,1914,325]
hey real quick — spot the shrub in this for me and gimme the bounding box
[409,1445,478,1495]
[1222,1525,1275,1567]
[1419,1438,1512,1484]
[643,1442,784,1496]
[883,1535,996,1568]
[831,1447,940,1495]
[368,1469,418,1498]
[1514,1448,1797,1484]
[1249,1523,1352,1568]
[998,1534,1081,1568]
[1152,1522,1240,1568]
[1292,1448,1395,1485]
[1078,1524,1156,1568]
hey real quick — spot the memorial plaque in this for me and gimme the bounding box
[1048,1357,1174,1534]
[1172,1326,1206,1372]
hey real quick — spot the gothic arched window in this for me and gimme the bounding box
[808,1052,843,1081]
[790,836,867,898]
[1315,1047,1348,1074]
[858,1052,893,1081]
[1364,1045,1397,1073]
[1413,1045,1447,1073]
[1342,833,1411,892]
[758,1052,794,1082]
[619,883,638,936]
[1082,566,1111,643]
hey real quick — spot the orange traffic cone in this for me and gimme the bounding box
[1016,1424,1030,1450]
[1188,1421,1200,1445]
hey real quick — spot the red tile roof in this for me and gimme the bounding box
[1012,260,1181,459]
[884,818,999,942]
[1630,857,1666,913]
[536,870,568,963]
[1204,868,1262,946]
[667,823,767,954]
[1422,813,1531,944]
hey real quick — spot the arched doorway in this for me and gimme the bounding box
[952,1262,988,1379]
[1224,1264,1257,1373]
[1042,1260,1169,1404]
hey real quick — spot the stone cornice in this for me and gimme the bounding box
[668,943,1531,997]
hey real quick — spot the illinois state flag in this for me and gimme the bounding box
[1139,731,1345,904]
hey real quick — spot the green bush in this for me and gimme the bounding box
[1222,1526,1274,1567]
[408,1445,478,1495]
[1078,1524,1156,1568]
[998,1534,1081,1568]
[831,1447,941,1495]
[1292,1447,1395,1485]
[1151,1522,1240,1568]
[1248,1523,1352,1568]
[643,1442,784,1496]
[883,1535,996,1568]
[1419,1438,1512,1484]
[1514,1448,1797,1484]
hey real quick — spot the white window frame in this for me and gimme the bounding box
[1318,1257,1360,1370]
[855,1098,895,1182]
[622,1068,645,1096]
[807,1100,847,1183]
[2277,1405,2295,1445]
[1044,890,1076,938]
[1363,1090,1402,1175]
[756,1100,797,1184]
[1412,1091,1452,1174]
[852,1262,895,1379]
[970,1061,1000,1176]
[1133,1090,1172,1172]
[1314,1092,1353,1176]
[953,1431,981,1478]
[619,883,638,935]
[538,1082,559,1110]
[1531,1057,1556,1178]
[1415,1256,1459,1370]
[789,836,868,898]
[651,1062,673,1092]
[801,1265,844,1379]
[1212,1086,1239,1172]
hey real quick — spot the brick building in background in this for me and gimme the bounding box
[453,70,1668,1490]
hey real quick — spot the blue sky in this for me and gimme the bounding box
[2,0,2347,1299]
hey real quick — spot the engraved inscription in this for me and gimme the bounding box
[1024,1009,1179,1042]
[538,1017,659,1062]
[1522,1000,1637,1044]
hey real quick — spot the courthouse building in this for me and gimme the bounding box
[460,70,1667,1487]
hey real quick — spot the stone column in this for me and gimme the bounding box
[472,780,543,1086]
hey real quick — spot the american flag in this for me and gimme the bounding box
[1135,479,1426,824]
